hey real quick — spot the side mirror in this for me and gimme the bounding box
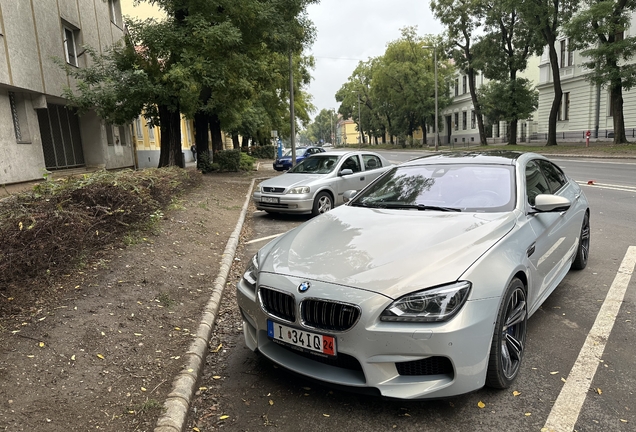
[343,190,358,203]
[532,194,571,213]
[339,169,354,176]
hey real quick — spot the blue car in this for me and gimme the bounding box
[273,146,326,171]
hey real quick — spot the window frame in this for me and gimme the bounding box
[454,78,459,96]
[454,113,459,131]
[63,25,79,67]
[462,111,467,130]
[462,75,467,94]
[470,110,476,129]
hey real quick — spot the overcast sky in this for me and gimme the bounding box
[305,0,444,120]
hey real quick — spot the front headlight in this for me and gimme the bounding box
[242,254,259,289]
[380,281,471,322]
[287,186,310,194]
[254,184,261,193]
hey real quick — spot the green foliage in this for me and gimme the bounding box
[250,145,276,159]
[307,109,338,143]
[198,152,220,174]
[240,153,256,171]
[215,149,241,172]
[478,78,539,123]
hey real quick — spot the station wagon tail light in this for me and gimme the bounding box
[287,186,310,194]
[243,254,259,290]
[380,281,471,322]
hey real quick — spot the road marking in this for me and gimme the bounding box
[245,233,283,245]
[577,181,636,193]
[543,246,636,432]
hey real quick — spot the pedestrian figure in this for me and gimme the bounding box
[190,144,196,161]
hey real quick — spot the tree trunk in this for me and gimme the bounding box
[158,104,183,168]
[509,119,518,145]
[241,136,249,147]
[545,34,562,146]
[467,68,488,145]
[209,112,224,153]
[193,111,209,169]
[232,133,240,149]
[611,79,627,144]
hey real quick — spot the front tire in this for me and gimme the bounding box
[312,191,333,216]
[571,211,590,270]
[486,278,527,389]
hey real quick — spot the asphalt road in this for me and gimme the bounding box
[228,155,636,431]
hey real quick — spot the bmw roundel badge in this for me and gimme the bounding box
[298,281,311,293]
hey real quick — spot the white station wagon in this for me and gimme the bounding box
[254,150,392,216]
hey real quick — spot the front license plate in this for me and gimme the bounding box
[267,320,336,356]
[261,196,279,204]
[275,164,284,168]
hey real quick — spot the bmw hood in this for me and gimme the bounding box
[260,174,324,189]
[260,206,516,299]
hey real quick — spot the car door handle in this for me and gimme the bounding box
[360,177,365,181]
[527,242,536,257]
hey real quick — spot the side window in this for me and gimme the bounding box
[341,155,362,173]
[525,160,551,206]
[538,160,567,194]
[362,154,382,170]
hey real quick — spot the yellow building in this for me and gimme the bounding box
[337,119,371,146]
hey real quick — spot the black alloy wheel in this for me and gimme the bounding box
[486,278,527,389]
[572,211,590,270]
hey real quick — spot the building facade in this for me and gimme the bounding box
[0,0,134,185]
[440,56,542,146]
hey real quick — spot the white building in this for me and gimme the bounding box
[439,56,541,146]
[0,0,134,185]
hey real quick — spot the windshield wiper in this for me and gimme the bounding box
[379,203,462,212]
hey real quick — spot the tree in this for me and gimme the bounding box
[308,109,338,144]
[63,0,317,167]
[564,0,636,144]
[476,0,544,144]
[517,0,579,146]
[431,0,488,145]
[478,78,539,139]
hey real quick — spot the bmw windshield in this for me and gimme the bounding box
[350,164,516,212]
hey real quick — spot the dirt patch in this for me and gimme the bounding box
[0,167,273,431]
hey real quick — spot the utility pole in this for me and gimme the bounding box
[289,51,296,166]
[357,93,362,147]
[423,45,439,151]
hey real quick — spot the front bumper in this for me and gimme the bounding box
[253,192,314,214]
[237,273,500,399]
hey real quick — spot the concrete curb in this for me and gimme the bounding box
[154,177,258,432]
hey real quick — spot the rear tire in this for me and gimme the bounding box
[312,191,333,216]
[486,278,527,389]
[572,211,590,270]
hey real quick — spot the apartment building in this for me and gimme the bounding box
[0,0,134,185]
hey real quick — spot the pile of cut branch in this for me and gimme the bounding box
[0,168,198,286]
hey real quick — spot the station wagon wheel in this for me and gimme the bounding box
[312,191,333,216]
[486,278,527,389]
[571,211,590,270]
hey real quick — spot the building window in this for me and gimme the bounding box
[454,78,459,96]
[135,117,144,139]
[560,39,572,67]
[462,76,467,94]
[471,110,476,129]
[106,124,114,146]
[148,126,155,141]
[454,113,459,131]
[118,125,127,146]
[63,25,79,67]
[108,0,122,27]
[462,111,467,130]
[564,92,570,120]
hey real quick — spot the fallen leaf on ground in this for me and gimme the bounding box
[71,355,76,361]
[525,412,531,416]
[596,388,602,395]
[478,401,486,408]
[38,342,45,348]
[212,376,221,380]
[97,354,105,359]
[269,400,274,406]
[141,387,147,392]
[211,343,223,353]
[323,414,330,417]
[219,415,229,420]
[513,391,521,397]
[550,371,559,375]
[561,378,567,383]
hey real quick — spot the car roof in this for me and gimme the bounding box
[401,151,537,167]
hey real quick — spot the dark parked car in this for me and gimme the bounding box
[273,146,326,171]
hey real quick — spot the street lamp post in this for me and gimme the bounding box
[357,93,362,147]
[423,45,439,151]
